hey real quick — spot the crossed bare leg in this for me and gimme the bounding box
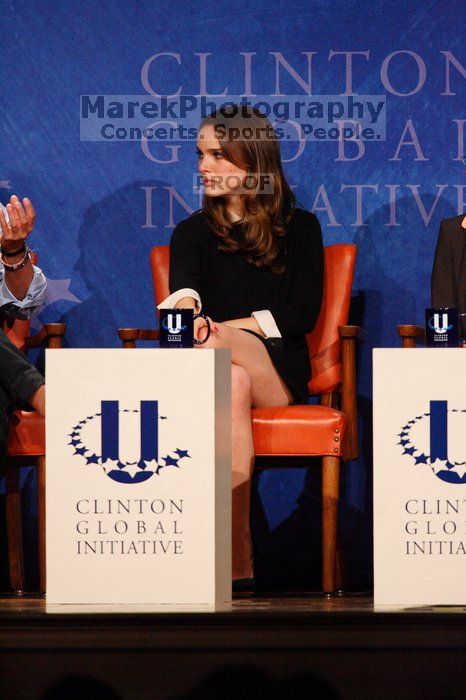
[195,322,292,579]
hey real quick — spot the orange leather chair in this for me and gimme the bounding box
[2,253,66,593]
[119,243,359,594]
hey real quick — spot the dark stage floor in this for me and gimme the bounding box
[0,593,465,700]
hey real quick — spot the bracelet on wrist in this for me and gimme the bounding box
[1,242,26,258]
[1,248,30,272]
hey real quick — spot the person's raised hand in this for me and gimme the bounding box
[0,195,36,253]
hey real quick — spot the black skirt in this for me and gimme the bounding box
[239,329,310,405]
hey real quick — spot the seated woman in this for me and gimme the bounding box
[158,106,324,583]
[0,195,47,461]
[431,213,466,340]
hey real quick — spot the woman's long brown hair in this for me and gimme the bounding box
[200,106,296,273]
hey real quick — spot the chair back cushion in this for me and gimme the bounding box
[150,243,357,396]
[307,244,357,395]
[7,410,45,456]
[150,246,170,307]
[0,251,38,353]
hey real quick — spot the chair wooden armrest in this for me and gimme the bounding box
[338,325,364,461]
[118,328,160,348]
[338,324,367,341]
[397,324,425,348]
[25,323,67,349]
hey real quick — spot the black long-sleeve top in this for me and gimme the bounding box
[168,207,324,402]
[431,214,466,340]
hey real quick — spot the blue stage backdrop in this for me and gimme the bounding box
[0,0,464,588]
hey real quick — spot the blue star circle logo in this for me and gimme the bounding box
[398,404,466,485]
[68,404,191,484]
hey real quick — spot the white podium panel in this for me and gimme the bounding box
[46,348,231,606]
[373,349,466,606]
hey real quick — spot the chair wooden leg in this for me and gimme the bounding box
[37,456,46,594]
[335,529,346,592]
[322,456,340,594]
[321,391,339,409]
[5,464,25,593]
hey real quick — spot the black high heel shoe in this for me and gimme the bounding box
[232,577,255,593]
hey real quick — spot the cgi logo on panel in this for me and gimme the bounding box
[161,313,186,340]
[428,313,453,335]
[398,401,466,484]
[68,401,191,484]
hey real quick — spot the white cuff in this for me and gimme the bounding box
[157,288,202,312]
[0,265,47,319]
[251,309,282,338]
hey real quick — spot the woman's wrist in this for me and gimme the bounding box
[174,296,197,309]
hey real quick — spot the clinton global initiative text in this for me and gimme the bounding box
[75,498,183,515]
[405,540,466,555]
[76,540,183,555]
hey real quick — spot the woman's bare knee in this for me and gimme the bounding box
[231,364,252,408]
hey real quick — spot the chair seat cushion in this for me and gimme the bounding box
[252,404,346,456]
[6,406,346,458]
[7,410,45,456]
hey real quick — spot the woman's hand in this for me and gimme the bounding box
[171,297,218,344]
[174,296,197,310]
[194,315,218,343]
[0,195,36,253]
